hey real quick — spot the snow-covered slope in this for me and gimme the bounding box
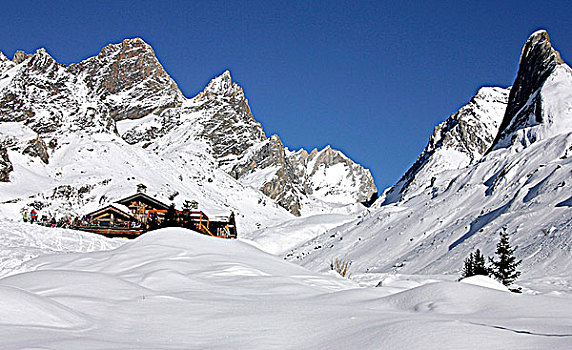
[284,30,572,293]
[0,221,123,278]
[384,86,509,204]
[0,39,376,221]
[1,227,571,349]
[0,121,291,233]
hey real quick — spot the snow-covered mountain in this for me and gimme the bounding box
[0,38,376,225]
[282,30,572,291]
[383,86,509,204]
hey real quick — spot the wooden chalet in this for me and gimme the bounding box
[115,186,170,223]
[88,203,136,226]
[75,184,237,239]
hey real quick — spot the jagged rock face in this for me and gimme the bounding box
[384,87,509,204]
[229,135,285,179]
[492,30,565,148]
[23,138,50,164]
[0,146,13,182]
[12,51,30,65]
[70,38,184,121]
[228,135,303,215]
[228,132,377,215]
[194,71,267,169]
[0,48,115,134]
[0,40,377,217]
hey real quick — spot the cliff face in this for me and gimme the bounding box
[492,30,567,149]
[71,38,185,121]
[0,39,376,216]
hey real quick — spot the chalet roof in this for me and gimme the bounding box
[207,209,234,222]
[87,204,136,220]
[116,192,170,210]
[110,203,133,215]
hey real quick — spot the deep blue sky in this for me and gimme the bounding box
[1,1,571,190]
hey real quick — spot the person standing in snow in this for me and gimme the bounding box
[23,211,28,223]
[30,209,37,224]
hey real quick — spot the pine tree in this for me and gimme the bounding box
[162,203,178,227]
[181,200,194,229]
[472,249,489,276]
[461,252,474,279]
[460,248,490,280]
[489,228,522,287]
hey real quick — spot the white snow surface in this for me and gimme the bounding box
[282,59,572,297]
[0,222,123,278]
[460,275,510,292]
[0,129,292,234]
[1,226,571,349]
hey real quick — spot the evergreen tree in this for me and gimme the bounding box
[472,249,489,276]
[181,200,193,229]
[460,248,490,280]
[489,228,522,286]
[162,203,178,227]
[461,252,474,279]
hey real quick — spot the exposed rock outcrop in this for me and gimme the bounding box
[491,30,565,149]
[0,146,13,182]
[194,71,266,168]
[70,38,184,121]
[384,86,509,204]
[23,137,49,164]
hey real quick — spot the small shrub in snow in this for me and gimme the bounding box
[330,258,351,278]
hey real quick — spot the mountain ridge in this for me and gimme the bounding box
[277,30,572,291]
[0,38,376,218]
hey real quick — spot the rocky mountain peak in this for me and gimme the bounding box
[12,51,31,64]
[27,48,64,72]
[71,37,184,121]
[0,51,14,75]
[491,30,565,148]
[96,38,155,61]
[195,70,245,101]
[383,86,509,204]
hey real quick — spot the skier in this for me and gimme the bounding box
[23,211,28,223]
[30,209,38,224]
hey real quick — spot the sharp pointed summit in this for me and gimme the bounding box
[491,30,569,149]
[196,70,245,101]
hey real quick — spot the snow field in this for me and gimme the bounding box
[0,226,571,349]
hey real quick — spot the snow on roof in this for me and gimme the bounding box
[86,203,135,218]
[206,208,233,221]
[109,203,134,216]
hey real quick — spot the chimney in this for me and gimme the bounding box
[137,184,147,193]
